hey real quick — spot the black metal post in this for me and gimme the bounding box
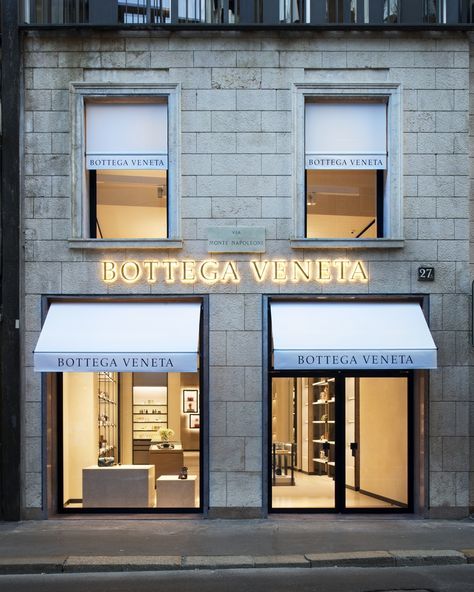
[368,0,384,23]
[309,0,326,23]
[262,0,279,24]
[1,0,21,521]
[239,0,255,23]
[356,0,365,23]
[400,0,423,24]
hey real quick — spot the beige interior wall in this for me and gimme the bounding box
[359,377,408,504]
[272,378,292,443]
[180,373,200,450]
[167,373,182,439]
[63,373,97,502]
[300,378,309,472]
[97,204,167,239]
[120,373,133,464]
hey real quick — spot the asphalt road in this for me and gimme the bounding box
[0,566,473,592]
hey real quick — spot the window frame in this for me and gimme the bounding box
[70,83,182,249]
[292,83,403,249]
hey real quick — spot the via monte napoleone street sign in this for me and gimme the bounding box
[207,226,266,254]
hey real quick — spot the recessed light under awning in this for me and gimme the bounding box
[270,301,437,371]
[34,302,201,373]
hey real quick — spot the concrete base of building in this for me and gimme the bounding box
[427,507,471,519]
[207,507,264,519]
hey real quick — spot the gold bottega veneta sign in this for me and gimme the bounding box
[101,259,369,285]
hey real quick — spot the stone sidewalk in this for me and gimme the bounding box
[0,516,473,575]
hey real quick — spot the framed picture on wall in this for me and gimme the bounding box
[189,414,200,429]
[183,389,199,414]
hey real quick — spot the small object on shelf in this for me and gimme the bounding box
[98,456,115,467]
[178,466,188,480]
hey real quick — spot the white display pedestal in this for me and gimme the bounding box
[82,465,155,508]
[156,475,197,508]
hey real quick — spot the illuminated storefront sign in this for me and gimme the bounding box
[101,259,369,285]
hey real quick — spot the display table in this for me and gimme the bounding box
[82,465,155,508]
[156,475,197,508]
[149,446,184,478]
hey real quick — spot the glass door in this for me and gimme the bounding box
[345,376,409,510]
[271,376,336,510]
[270,374,411,512]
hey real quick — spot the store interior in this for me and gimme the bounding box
[62,371,200,509]
[306,169,379,239]
[95,169,168,239]
[271,376,408,510]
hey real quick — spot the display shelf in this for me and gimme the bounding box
[309,378,336,477]
[97,371,118,464]
[132,386,169,459]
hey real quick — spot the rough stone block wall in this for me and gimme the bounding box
[22,30,472,517]
[469,32,474,513]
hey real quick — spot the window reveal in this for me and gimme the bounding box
[304,102,387,240]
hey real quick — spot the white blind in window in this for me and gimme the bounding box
[305,103,387,170]
[86,103,168,170]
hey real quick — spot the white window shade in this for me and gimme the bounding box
[305,103,387,170]
[86,103,168,170]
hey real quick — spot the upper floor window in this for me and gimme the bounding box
[304,101,387,240]
[85,100,168,240]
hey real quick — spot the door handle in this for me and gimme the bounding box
[350,442,358,457]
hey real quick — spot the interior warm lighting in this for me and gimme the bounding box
[271,376,408,510]
[101,259,369,285]
[96,169,167,239]
[306,169,379,239]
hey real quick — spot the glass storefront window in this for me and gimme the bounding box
[345,377,408,509]
[270,375,409,511]
[62,371,201,510]
[93,169,168,239]
[271,377,336,509]
[85,100,169,240]
[304,100,387,240]
[306,169,381,239]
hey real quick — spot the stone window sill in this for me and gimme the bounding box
[290,238,404,250]
[68,239,184,250]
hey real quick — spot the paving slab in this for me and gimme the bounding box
[64,555,182,573]
[1,518,473,558]
[389,549,466,567]
[305,550,395,568]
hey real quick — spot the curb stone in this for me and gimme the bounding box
[388,549,466,567]
[182,555,254,569]
[63,555,182,573]
[461,549,474,564]
[0,551,472,575]
[305,551,394,568]
[0,557,66,575]
[253,555,310,568]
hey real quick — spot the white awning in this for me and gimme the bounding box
[305,102,387,170]
[34,302,201,373]
[85,102,168,170]
[271,302,437,370]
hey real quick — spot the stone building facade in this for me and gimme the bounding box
[17,22,474,518]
